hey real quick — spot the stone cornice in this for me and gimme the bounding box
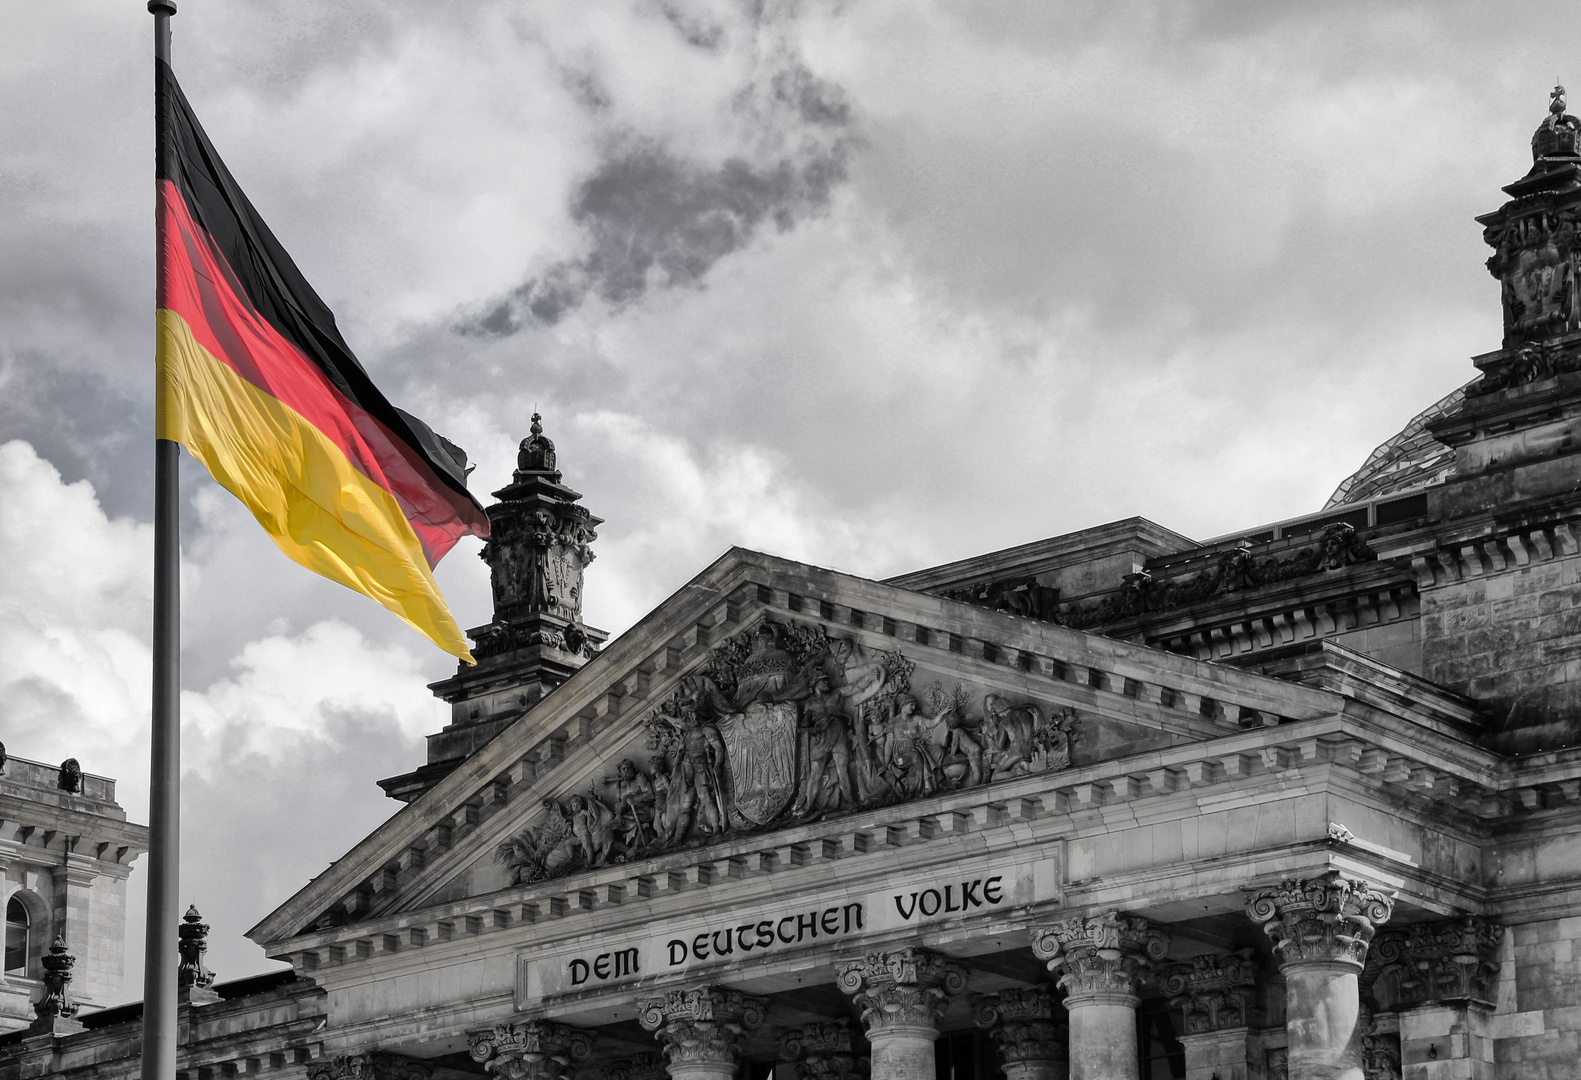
[262,708,1530,967]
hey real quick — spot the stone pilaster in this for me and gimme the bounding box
[1368,918,1500,1080]
[1160,950,1261,1080]
[779,1021,867,1080]
[837,948,968,1080]
[1246,871,1395,1080]
[469,1021,594,1080]
[307,1053,434,1080]
[638,987,766,1080]
[1031,911,1169,1080]
[972,986,1066,1080]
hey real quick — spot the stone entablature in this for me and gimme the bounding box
[263,556,1376,941]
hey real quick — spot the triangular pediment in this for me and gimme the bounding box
[248,547,1348,950]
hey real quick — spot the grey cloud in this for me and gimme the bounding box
[466,59,852,334]
[0,352,153,520]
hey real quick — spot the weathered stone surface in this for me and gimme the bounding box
[469,1022,593,1080]
[838,948,966,1080]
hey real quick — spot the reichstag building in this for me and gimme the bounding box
[8,84,1581,1080]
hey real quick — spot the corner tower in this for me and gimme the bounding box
[379,415,607,802]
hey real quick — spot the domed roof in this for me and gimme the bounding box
[1324,382,1471,508]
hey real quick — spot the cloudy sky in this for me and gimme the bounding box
[0,0,1572,998]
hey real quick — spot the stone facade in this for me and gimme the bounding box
[17,85,1581,1080]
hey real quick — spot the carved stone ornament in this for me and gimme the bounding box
[1245,871,1395,971]
[1056,525,1376,630]
[307,1054,434,1080]
[1266,1047,1289,1080]
[972,986,1065,1064]
[1030,912,1169,1005]
[836,947,970,1034]
[1159,950,1259,1034]
[494,615,1073,884]
[779,1020,855,1059]
[471,413,602,662]
[637,988,766,1067]
[1366,916,1503,1010]
[1361,1030,1402,1080]
[779,1021,867,1080]
[178,904,217,990]
[58,758,82,793]
[602,1054,668,1080]
[36,936,78,1019]
[468,1021,594,1080]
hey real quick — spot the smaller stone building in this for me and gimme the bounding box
[0,752,146,1032]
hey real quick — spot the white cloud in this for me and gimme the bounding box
[0,441,442,994]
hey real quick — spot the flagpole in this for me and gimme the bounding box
[144,4,181,1080]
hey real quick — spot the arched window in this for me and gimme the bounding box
[5,896,28,975]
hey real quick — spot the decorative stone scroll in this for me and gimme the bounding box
[1245,871,1396,971]
[638,988,766,1074]
[30,936,83,1035]
[836,947,970,1034]
[468,1021,594,1080]
[779,1021,867,1080]
[1030,911,1169,1006]
[495,615,1074,884]
[307,1053,433,1080]
[1366,916,1503,1010]
[1159,949,1260,1034]
[972,986,1065,1076]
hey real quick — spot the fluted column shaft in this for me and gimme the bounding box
[1247,872,1395,1080]
[639,988,766,1080]
[1033,912,1169,1080]
[838,948,968,1080]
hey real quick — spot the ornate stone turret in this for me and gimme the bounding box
[379,415,608,803]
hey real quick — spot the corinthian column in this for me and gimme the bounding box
[836,947,968,1080]
[638,988,766,1080]
[1031,912,1169,1080]
[468,1022,594,1080]
[973,986,1066,1080]
[1246,872,1395,1080]
[1160,951,1260,1080]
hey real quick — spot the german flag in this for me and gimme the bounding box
[155,59,489,661]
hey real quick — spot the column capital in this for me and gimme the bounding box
[469,1021,594,1080]
[1245,870,1395,971]
[972,986,1064,1065]
[778,1021,865,1080]
[778,1020,855,1059]
[308,1053,434,1080]
[602,1054,668,1080]
[1367,915,1502,1009]
[637,987,766,1068]
[1159,949,1260,1034]
[836,947,968,1034]
[1030,911,1169,1007]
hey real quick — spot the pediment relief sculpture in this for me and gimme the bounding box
[495,615,1075,884]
